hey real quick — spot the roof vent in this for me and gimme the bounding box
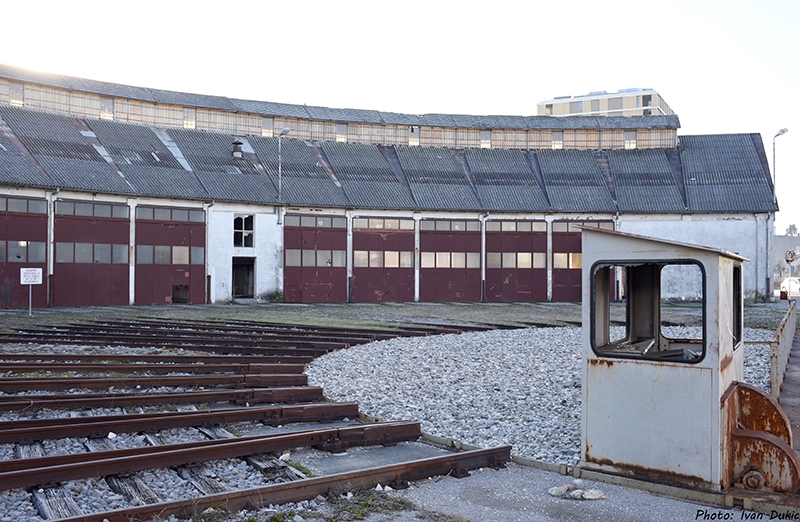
[232,139,244,159]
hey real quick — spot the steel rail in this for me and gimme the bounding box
[54,445,512,522]
[0,373,307,392]
[94,318,444,338]
[0,336,332,356]
[0,362,307,375]
[0,402,360,444]
[0,353,314,364]
[0,421,423,491]
[0,387,324,411]
[32,324,377,345]
[72,322,385,342]
[0,331,344,352]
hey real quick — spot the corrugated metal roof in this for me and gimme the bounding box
[304,106,383,124]
[147,88,238,112]
[464,148,550,212]
[37,156,134,194]
[0,132,54,187]
[168,129,261,176]
[680,134,777,212]
[607,149,685,213]
[194,170,275,204]
[378,112,422,126]
[120,164,208,200]
[87,119,185,170]
[62,77,155,102]
[321,141,416,209]
[230,99,312,120]
[396,146,480,210]
[0,63,70,89]
[248,136,349,207]
[536,150,616,212]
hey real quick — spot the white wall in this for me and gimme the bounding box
[206,203,283,303]
[617,214,771,300]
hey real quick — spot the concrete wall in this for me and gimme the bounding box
[617,214,771,300]
[206,203,283,303]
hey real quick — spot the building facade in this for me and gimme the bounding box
[0,65,777,307]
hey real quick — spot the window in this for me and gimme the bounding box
[480,130,491,149]
[592,261,705,363]
[336,123,348,142]
[100,98,114,120]
[551,131,564,150]
[183,108,196,129]
[286,249,302,267]
[75,243,93,263]
[113,244,128,264]
[353,250,369,268]
[234,215,254,247]
[569,101,583,114]
[154,245,171,265]
[421,252,435,268]
[591,99,600,113]
[608,97,623,116]
[191,246,204,265]
[400,252,414,268]
[94,244,111,264]
[56,242,74,263]
[545,104,553,115]
[137,245,153,264]
[173,246,189,265]
[624,131,637,150]
[262,117,274,137]
[409,126,419,146]
[9,82,23,107]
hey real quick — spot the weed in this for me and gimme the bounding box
[287,460,313,477]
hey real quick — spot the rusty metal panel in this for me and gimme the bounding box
[53,215,129,307]
[419,227,481,302]
[553,227,582,302]
[134,222,205,305]
[485,229,547,302]
[584,358,715,486]
[0,211,48,308]
[352,230,414,303]
[283,221,347,303]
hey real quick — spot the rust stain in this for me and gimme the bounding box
[720,352,733,373]
[588,358,614,368]
[584,452,708,487]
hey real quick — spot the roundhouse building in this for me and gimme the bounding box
[0,64,777,308]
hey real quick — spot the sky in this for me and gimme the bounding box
[0,0,798,231]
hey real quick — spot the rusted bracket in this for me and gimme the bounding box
[723,382,800,493]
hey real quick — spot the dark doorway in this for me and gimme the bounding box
[232,257,255,298]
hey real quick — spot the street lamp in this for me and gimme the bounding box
[773,128,788,205]
[277,127,291,202]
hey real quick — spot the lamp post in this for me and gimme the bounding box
[773,128,788,205]
[277,127,291,202]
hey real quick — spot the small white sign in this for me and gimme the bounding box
[20,268,42,285]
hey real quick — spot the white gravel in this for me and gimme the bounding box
[307,326,774,465]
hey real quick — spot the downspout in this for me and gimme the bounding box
[480,211,489,302]
[205,200,215,304]
[46,188,60,307]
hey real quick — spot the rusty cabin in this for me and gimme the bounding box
[580,227,800,493]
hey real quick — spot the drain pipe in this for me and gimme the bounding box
[205,200,215,304]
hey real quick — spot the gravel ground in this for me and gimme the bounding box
[307,326,774,466]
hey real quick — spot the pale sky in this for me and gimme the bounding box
[1,0,797,231]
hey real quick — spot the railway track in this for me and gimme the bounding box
[0,318,511,521]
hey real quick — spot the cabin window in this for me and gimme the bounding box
[591,260,706,363]
[234,215,254,247]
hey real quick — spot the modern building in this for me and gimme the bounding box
[0,64,777,308]
[538,88,675,120]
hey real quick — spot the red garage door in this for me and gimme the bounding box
[53,200,130,307]
[284,214,347,303]
[134,206,205,305]
[352,217,415,302]
[552,220,614,302]
[485,220,547,302]
[419,219,481,302]
[0,197,47,309]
